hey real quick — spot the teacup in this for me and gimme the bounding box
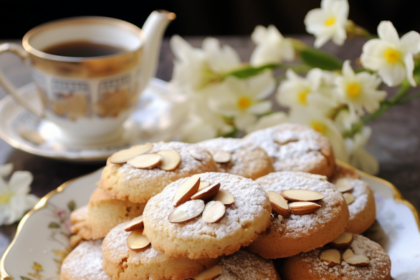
[0,11,174,146]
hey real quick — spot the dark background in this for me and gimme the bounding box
[1,0,419,39]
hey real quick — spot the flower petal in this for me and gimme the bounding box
[378,21,400,46]
[248,101,272,114]
[234,113,257,130]
[401,31,420,54]
[8,171,33,195]
[245,112,288,134]
[249,71,276,99]
[251,25,267,44]
[404,53,416,86]
[0,163,13,178]
[378,63,406,87]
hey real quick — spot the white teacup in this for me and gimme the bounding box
[0,12,174,146]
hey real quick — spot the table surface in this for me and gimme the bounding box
[0,36,419,257]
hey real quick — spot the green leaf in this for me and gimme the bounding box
[412,62,420,84]
[300,48,342,71]
[48,222,60,229]
[67,200,76,212]
[21,277,33,280]
[221,127,238,138]
[225,64,279,79]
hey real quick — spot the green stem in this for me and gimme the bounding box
[342,84,411,138]
[395,90,420,105]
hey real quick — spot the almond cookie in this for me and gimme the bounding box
[70,188,145,240]
[60,239,110,280]
[102,221,219,280]
[247,171,349,259]
[281,234,391,280]
[210,250,281,280]
[243,123,335,178]
[197,137,275,180]
[99,142,219,203]
[331,164,376,234]
[142,172,272,259]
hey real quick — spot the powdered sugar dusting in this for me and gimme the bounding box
[244,123,325,172]
[61,240,110,280]
[103,222,166,264]
[300,234,391,279]
[198,138,258,153]
[256,172,345,238]
[120,142,214,180]
[197,138,272,178]
[106,142,218,202]
[144,172,271,240]
[331,167,370,220]
[216,250,277,280]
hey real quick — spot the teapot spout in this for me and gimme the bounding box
[140,10,175,91]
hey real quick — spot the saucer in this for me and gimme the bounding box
[0,78,188,162]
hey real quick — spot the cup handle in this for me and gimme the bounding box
[0,43,44,119]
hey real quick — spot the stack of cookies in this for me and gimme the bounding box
[61,123,391,280]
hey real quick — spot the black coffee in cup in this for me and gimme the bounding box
[42,40,125,57]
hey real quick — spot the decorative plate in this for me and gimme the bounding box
[0,78,187,162]
[1,162,420,280]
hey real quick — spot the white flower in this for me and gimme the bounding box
[345,126,379,174]
[209,71,275,131]
[179,94,233,143]
[289,108,349,162]
[170,35,242,93]
[335,61,387,116]
[0,164,39,225]
[361,21,420,87]
[250,25,294,66]
[245,112,288,134]
[334,109,359,132]
[304,0,349,48]
[276,69,337,116]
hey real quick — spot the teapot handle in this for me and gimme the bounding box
[0,43,44,119]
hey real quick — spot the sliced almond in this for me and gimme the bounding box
[124,216,144,232]
[194,265,222,280]
[127,229,150,250]
[281,189,324,202]
[331,232,354,249]
[189,149,204,161]
[198,181,211,191]
[168,200,205,223]
[343,249,370,266]
[128,154,162,169]
[202,201,226,223]
[289,202,321,215]
[192,182,221,201]
[343,193,356,205]
[212,150,231,163]
[69,234,83,249]
[157,150,181,171]
[267,191,290,216]
[278,215,283,222]
[172,175,201,207]
[320,249,341,267]
[335,178,353,193]
[213,189,235,206]
[109,143,153,164]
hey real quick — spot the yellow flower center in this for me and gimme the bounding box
[384,48,400,64]
[310,121,327,135]
[298,90,310,105]
[346,83,362,98]
[324,16,336,27]
[0,192,13,204]
[238,96,252,109]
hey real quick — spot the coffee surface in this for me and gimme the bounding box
[43,40,125,57]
